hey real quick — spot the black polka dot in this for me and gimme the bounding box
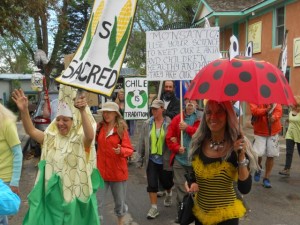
[256,63,264,69]
[233,41,237,52]
[213,70,223,80]
[260,85,271,98]
[224,84,238,96]
[232,61,242,68]
[239,71,252,82]
[198,82,210,94]
[213,61,222,67]
[267,73,277,83]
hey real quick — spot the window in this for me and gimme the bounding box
[275,6,285,46]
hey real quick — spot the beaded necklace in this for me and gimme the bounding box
[209,138,225,151]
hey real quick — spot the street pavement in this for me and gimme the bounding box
[9,118,300,225]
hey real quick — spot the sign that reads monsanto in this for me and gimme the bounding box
[56,0,138,97]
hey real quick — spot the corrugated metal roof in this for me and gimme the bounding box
[0,74,32,80]
[205,0,264,12]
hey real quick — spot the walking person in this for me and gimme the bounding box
[12,86,101,225]
[186,100,258,225]
[166,99,201,223]
[137,99,174,219]
[96,102,133,225]
[161,80,180,120]
[279,96,300,176]
[250,103,282,188]
[0,103,23,225]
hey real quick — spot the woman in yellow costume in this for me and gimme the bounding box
[186,100,259,225]
[12,85,102,225]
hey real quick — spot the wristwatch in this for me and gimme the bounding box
[238,157,249,167]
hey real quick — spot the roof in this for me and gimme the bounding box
[193,0,283,27]
[205,0,264,12]
[0,74,32,80]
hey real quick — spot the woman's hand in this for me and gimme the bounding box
[74,94,87,112]
[113,144,121,155]
[11,89,29,112]
[233,137,246,155]
[185,181,199,193]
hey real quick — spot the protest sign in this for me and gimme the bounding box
[146,27,220,81]
[56,0,137,97]
[124,77,148,120]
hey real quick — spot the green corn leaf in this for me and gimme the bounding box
[109,17,132,67]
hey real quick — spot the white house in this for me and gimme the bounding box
[0,74,37,105]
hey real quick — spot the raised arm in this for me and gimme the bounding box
[11,89,44,144]
[74,93,94,149]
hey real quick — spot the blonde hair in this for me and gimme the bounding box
[115,88,125,105]
[97,112,128,139]
[0,103,17,126]
[189,100,260,171]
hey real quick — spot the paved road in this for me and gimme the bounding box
[10,120,300,225]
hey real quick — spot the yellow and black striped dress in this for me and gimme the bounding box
[192,151,249,225]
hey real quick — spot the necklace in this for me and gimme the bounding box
[209,138,225,151]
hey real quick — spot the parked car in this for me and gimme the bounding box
[30,90,58,156]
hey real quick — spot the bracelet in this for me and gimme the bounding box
[238,158,249,167]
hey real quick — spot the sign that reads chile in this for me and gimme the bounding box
[124,77,148,120]
[56,0,138,97]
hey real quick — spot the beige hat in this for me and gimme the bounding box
[99,102,122,117]
[151,99,164,109]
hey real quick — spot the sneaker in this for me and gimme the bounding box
[263,178,272,188]
[175,216,180,224]
[157,191,165,197]
[279,169,290,176]
[164,195,172,207]
[254,170,261,182]
[147,207,159,219]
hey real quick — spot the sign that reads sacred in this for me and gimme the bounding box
[56,0,138,97]
[146,27,220,81]
[124,77,148,120]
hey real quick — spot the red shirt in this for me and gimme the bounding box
[97,126,133,181]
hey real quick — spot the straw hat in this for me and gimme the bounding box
[99,102,122,117]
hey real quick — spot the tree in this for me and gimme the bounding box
[125,0,198,75]
[0,0,69,76]
[62,0,92,55]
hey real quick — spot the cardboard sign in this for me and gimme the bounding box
[56,0,138,97]
[146,27,220,81]
[124,77,148,120]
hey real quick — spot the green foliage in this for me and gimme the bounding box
[125,0,198,74]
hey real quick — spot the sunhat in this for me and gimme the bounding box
[151,99,164,109]
[99,101,122,117]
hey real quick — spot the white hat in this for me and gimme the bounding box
[99,102,122,117]
[56,101,73,118]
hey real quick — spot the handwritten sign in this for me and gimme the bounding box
[293,38,300,67]
[56,0,137,97]
[124,77,148,120]
[146,27,220,81]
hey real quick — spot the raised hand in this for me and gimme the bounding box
[11,89,29,112]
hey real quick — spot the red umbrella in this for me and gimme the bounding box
[184,55,296,105]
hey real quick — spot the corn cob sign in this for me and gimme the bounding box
[56,0,137,97]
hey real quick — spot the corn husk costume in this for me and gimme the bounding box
[23,85,103,225]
